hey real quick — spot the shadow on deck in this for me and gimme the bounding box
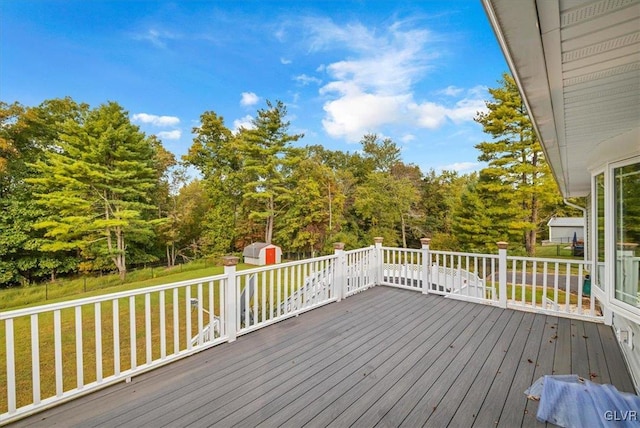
[12,286,634,427]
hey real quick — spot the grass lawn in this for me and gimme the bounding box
[504,283,579,306]
[0,260,259,311]
[1,259,324,415]
[535,243,580,259]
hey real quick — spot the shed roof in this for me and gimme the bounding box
[243,242,271,257]
[547,217,584,228]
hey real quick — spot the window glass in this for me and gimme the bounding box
[595,173,605,288]
[614,162,640,307]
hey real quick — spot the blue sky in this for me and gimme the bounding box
[1,1,508,174]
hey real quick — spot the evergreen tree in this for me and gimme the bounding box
[29,102,160,280]
[354,171,420,247]
[238,100,303,244]
[474,74,561,255]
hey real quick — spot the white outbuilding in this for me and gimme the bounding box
[547,217,584,244]
[242,242,282,266]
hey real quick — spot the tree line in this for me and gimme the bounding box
[0,74,580,287]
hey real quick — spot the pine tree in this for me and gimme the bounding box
[474,74,561,255]
[238,100,303,244]
[29,102,159,280]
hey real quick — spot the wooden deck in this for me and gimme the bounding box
[12,286,635,427]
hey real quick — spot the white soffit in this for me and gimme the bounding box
[483,0,640,197]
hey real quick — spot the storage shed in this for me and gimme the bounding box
[243,242,282,266]
[547,217,584,244]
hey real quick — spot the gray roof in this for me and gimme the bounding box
[547,217,584,228]
[243,242,270,257]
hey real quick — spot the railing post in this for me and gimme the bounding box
[421,238,431,294]
[333,242,345,302]
[223,256,239,343]
[497,242,508,308]
[374,237,384,285]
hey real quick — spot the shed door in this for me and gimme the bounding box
[265,247,276,265]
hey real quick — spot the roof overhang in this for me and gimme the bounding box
[482,0,640,197]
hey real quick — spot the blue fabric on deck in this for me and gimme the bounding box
[532,375,640,427]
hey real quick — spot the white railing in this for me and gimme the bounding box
[1,274,228,424]
[1,238,603,424]
[344,246,377,296]
[234,255,338,335]
[505,256,598,320]
[381,247,424,291]
[1,255,343,424]
[429,250,499,304]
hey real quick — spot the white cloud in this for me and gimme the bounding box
[401,134,416,143]
[467,85,488,98]
[274,28,287,42]
[439,85,464,97]
[408,96,486,128]
[303,19,487,141]
[446,97,486,123]
[233,115,255,132]
[240,92,260,107]
[408,101,449,129]
[280,57,292,65]
[439,161,481,173]
[294,74,322,86]
[322,90,411,141]
[132,113,180,127]
[156,130,182,140]
[132,29,180,48]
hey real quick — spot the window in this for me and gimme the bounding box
[614,162,640,307]
[595,173,605,288]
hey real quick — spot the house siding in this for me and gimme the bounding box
[612,313,640,393]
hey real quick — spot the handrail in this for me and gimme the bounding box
[1,273,229,319]
[1,242,604,424]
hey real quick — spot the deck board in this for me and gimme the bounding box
[11,286,635,428]
[109,287,413,427]
[584,321,611,384]
[498,313,546,428]
[244,297,464,427]
[401,308,515,428]
[522,316,558,428]
[355,305,493,428]
[598,323,637,393]
[447,309,522,427]
[327,302,489,428]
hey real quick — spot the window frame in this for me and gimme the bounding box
[606,156,640,323]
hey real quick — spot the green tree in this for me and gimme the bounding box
[361,133,401,173]
[29,102,160,280]
[452,174,521,253]
[184,111,240,255]
[157,172,210,266]
[474,74,561,255]
[354,171,420,247]
[420,170,473,238]
[276,157,345,255]
[0,98,87,285]
[238,100,303,244]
